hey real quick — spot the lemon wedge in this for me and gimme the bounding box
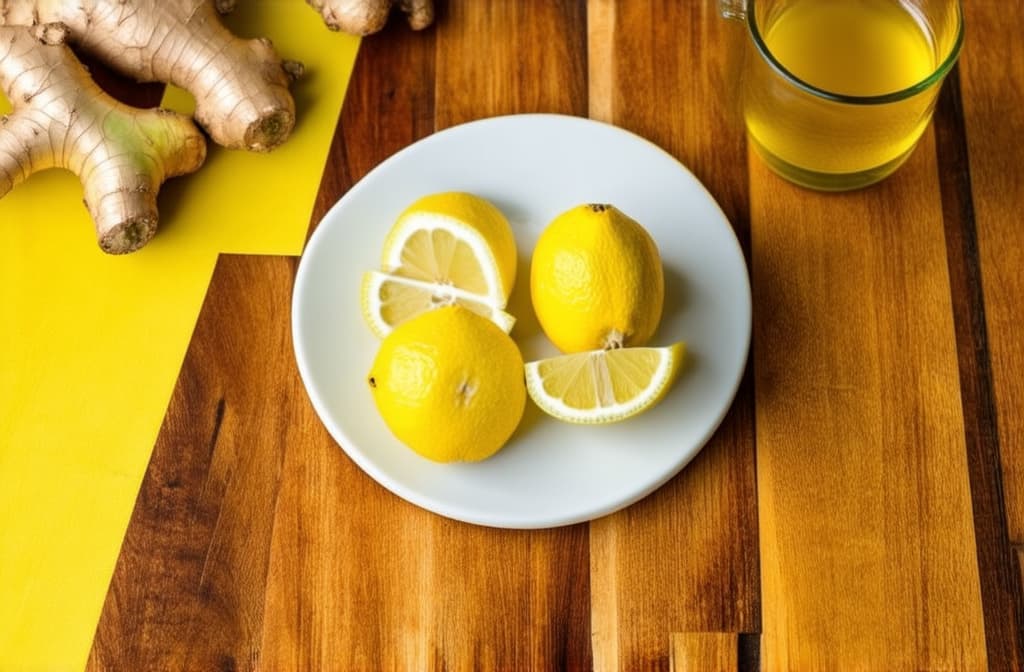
[524,343,685,424]
[361,270,516,338]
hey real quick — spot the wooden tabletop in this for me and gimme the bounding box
[83,2,1023,670]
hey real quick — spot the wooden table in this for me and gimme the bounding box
[83,2,1024,670]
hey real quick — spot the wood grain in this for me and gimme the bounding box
[960,0,1024,549]
[262,3,594,671]
[87,254,301,671]
[587,3,759,671]
[434,0,587,127]
[752,121,987,668]
[934,66,1024,670]
[953,0,1024,664]
[669,633,736,672]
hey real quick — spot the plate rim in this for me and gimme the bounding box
[291,112,752,529]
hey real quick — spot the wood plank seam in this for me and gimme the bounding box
[586,2,761,670]
[664,632,760,672]
[935,66,1024,670]
[669,632,737,672]
[737,633,760,672]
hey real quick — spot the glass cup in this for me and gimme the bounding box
[721,0,964,191]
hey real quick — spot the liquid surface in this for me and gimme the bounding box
[744,0,944,183]
[765,0,936,97]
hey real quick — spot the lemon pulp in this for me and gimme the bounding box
[362,192,518,337]
[525,342,685,424]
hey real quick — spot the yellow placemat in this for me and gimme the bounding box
[0,4,358,670]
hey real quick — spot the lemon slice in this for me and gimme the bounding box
[362,271,516,338]
[381,192,518,307]
[524,343,685,424]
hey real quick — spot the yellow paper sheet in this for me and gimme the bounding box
[0,4,358,670]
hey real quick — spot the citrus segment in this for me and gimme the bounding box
[382,192,517,306]
[390,225,491,296]
[524,342,685,424]
[361,271,515,338]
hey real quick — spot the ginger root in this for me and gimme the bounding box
[0,0,301,151]
[0,24,206,253]
[308,0,434,35]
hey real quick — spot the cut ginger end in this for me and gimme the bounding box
[0,24,206,254]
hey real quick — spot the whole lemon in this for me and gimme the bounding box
[530,204,664,352]
[367,305,526,462]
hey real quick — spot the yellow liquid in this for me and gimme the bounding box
[768,0,934,96]
[745,0,940,187]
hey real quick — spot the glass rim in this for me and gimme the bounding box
[746,0,965,105]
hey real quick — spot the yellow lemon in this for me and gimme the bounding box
[530,204,664,353]
[368,305,525,462]
[525,342,685,424]
[382,192,517,305]
[362,192,518,337]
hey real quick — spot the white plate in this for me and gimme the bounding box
[292,114,751,529]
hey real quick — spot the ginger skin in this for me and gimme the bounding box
[0,0,301,151]
[308,0,434,35]
[0,24,206,253]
